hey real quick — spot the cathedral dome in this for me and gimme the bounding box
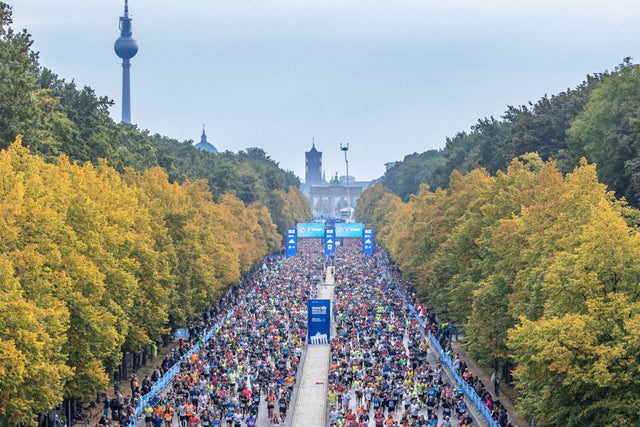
[194,126,218,154]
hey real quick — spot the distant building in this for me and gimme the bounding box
[299,140,376,218]
[384,162,396,171]
[305,139,323,186]
[338,175,356,184]
[194,125,218,153]
[300,139,325,195]
[309,182,365,218]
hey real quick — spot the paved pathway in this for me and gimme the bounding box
[290,278,335,427]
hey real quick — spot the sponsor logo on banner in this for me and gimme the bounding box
[363,228,374,255]
[308,299,331,344]
[296,222,325,238]
[325,228,335,256]
[286,228,297,256]
[335,222,364,238]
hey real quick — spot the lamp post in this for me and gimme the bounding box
[340,143,350,208]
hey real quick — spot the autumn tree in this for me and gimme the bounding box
[355,183,391,226]
[508,160,640,426]
[367,150,640,425]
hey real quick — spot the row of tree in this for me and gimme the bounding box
[357,156,640,426]
[382,59,640,210]
[0,137,289,422]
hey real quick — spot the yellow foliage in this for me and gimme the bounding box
[365,152,640,424]
[0,135,284,416]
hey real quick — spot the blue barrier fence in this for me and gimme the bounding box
[383,268,500,427]
[126,257,283,426]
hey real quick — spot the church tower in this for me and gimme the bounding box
[305,139,323,185]
[114,0,138,124]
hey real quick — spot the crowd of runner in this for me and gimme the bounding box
[98,238,514,427]
[325,242,514,427]
[99,242,325,427]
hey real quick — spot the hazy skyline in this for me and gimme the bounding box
[11,0,640,181]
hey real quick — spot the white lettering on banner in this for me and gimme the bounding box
[311,306,327,315]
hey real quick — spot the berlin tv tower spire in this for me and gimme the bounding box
[114,0,138,124]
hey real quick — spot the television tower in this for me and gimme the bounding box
[114,0,138,124]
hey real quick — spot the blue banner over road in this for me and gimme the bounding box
[324,228,335,256]
[335,222,364,238]
[363,228,374,255]
[286,228,297,256]
[297,222,325,238]
[307,299,331,344]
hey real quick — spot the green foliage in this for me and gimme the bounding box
[0,3,39,152]
[381,150,444,201]
[151,137,299,207]
[567,59,640,206]
[354,182,391,226]
[385,66,605,202]
[268,186,312,237]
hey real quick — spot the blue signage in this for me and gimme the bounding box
[325,228,335,256]
[286,228,297,256]
[308,299,331,344]
[363,228,374,255]
[335,222,364,238]
[297,222,325,238]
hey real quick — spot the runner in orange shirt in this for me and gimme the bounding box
[184,402,195,419]
[266,390,276,419]
[163,406,174,427]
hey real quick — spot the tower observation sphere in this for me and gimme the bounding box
[114,0,137,123]
[114,36,138,59]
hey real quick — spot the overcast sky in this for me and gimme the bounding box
[10,0,640,181]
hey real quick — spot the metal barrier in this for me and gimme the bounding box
[383,267,500,427]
